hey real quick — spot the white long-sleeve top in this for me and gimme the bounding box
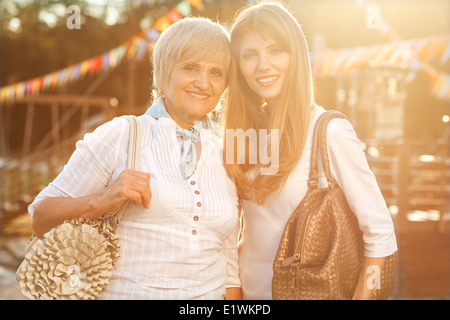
[239,105,398,300]
[28,115,241,300]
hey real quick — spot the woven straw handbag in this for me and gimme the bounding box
[16,115,141,300]
[272,110,397,300]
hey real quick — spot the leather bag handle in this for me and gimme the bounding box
[309,112,326,186]
[309,110,349,187]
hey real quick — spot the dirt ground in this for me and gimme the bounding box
[0,266,26,300]
[0,213,31,300]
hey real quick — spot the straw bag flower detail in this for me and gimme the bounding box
[272,111,397,300]
[16,116,141,300]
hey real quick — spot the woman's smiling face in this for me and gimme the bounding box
[238,32,291,103]
[164,60,227,128]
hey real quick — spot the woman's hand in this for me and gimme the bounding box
[32,170,152,238]
[90,169,152,218]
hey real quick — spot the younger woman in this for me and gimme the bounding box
[224,1,397,300]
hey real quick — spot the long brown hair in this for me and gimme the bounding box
[224,1,314,204]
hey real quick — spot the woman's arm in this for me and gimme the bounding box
[30,117,151,238]
[225,287,242,300]
[326,118,398,257]
[222,211,242,299]
[32,193,100,239]
[325,118,397,299]
[352,256,386,300]
[32,169,151,238]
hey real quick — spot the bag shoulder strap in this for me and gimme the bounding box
[122,115,141,171]
[309,110,349,187]
[100,115,141,227]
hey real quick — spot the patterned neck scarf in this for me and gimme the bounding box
[145,98,212,179]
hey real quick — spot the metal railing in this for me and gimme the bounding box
[0,136,78,221]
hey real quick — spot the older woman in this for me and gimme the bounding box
[28,17,241,300]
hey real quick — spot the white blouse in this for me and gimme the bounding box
[238,105,398,300]
[28,115,241,300]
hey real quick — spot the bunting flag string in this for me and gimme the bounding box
[311,34,450,76]
[354,0,450,101]
[2,0,449,104]
[311,34,450,101]
[0,0,202,105]
[426,66,450,101]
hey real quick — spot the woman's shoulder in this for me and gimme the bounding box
[307,104,326,134]
[82,115,156,148]
[309,105,356,146]
[106,114,158,133]
[83,116,128,141]
[310,104,353,131]
[117,114,158,129]
[138,114,158,125]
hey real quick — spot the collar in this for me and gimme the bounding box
[145,97,213,132]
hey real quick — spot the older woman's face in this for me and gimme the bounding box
[164,60,227,128]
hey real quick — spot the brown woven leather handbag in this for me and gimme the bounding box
[272,110,397,300]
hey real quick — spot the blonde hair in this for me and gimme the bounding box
[152,17,231,101]
[224,1,314,204]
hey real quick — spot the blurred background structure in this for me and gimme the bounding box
[0,0,449,299]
